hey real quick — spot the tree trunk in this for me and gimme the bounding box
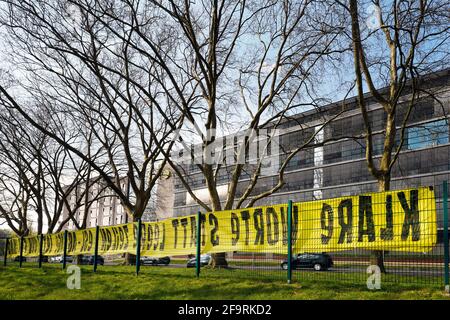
[211,253,228,268]
[370,250,386,273]
[75,254,84,265]
[371,176,390,274]
[123,214,139,266]
[208,193,228,268]
[123,252,136,266]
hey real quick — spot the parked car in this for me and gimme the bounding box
[40,256,49,263]
[50,256,62,263]
[14,256,26,263]
[79,255,104,265]
[140,256,170,266]
[187,254,211,268]
[58,256,74,263]
[281,253,333,271]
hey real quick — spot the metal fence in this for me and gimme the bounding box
[1,182,449,291]
[207,183,447,288]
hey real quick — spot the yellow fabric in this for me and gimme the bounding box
[141,216,198,257]
[5,187,437,258]
[199,187,436,254]
[293,187,436,252]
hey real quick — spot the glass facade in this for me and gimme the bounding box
[407,119,449,150]
[172,89,450,219]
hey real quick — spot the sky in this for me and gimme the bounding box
[0,0,448,234]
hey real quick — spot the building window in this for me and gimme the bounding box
[407,120,449,150]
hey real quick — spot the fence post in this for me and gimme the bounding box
[93,225,100,273]
[3,238,8,267]
[443,181,449,292]
[19,236,24,268]
[287,200,293,284]
[62,230,68,270]
[38,234,44,268]
[135,218,142,276]
[196,211,201,278]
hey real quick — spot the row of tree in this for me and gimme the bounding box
[0,0,448,269]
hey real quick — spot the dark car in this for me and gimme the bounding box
[140,256,170,266]
[187,254,211,268]
[14,256,26,263]
[79,255,104,265]
[281,253,333,271]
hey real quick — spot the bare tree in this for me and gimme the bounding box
[0,107,108,235]
[0,0,184,226]
[0,109,45,235]
[0,149,33,236]
[0,0,349,267]
[39,135,109,234]
[121,0,348,266]
[340,0,450,272]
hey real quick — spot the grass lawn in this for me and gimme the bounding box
[0,263,449,300]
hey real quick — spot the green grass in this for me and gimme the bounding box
[0,263,448,300]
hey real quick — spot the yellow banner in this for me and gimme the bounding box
[141,216,198,257]
[42,233,65,256]
[58,223,137,256]
[201,204,288,254]
[295,187,436,252]
[21,235,40,257]
[4,187,437,258]
[6,237,20,257]
[201,187,436,253]
[7,223,137,257]
[97,223,136,255]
